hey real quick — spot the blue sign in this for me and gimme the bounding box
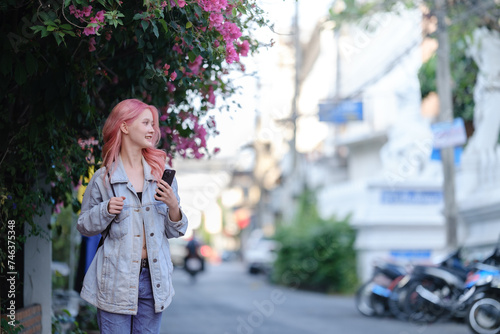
[390,250,431,260]
[381,190,443,205]
[431,118,467,148]
[318,100,363,124]
[430,146,463,166]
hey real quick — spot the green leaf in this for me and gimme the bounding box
[238,5,247,15]
[152,22,159,38]
[39,12,50,22]
[159,19,169,33]
[141,20,149,32]
[188,51,196,62]
[47,26,57,32]
[186,21,193,29]
[53,33,63,46]
[133,13,144,20]
[232,7,237,17]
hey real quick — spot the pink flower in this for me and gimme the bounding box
[197,0,227,12]
[163,63,170,75]
[95,10,105,23]
[170,71,177,80]
[160,114,168,121]
[82,6,93,17]
[238,40,250,57]
[207,85,216,105]
[88,37,96,52]
[188,55,203,75]
[220,22,241,42]
[170,0,186,7]
[225,43,239,64]
[166,82,176,92]
[104,31,112,41]
[213,147,221,154]
[161,1,168,8]
[83,26,96,36]
[209,13,224,29]
[172,44,183,54]
[213,40,220,48]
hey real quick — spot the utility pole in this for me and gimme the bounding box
[435,0,458,248]
[291,0,300,173]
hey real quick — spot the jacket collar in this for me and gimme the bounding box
[109,155,154,184]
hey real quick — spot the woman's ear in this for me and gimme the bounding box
[120,122,128,134]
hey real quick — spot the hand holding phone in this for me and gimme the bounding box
[157,169,176,198]
[162,169,176,186]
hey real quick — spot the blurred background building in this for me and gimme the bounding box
[188,0,500,281]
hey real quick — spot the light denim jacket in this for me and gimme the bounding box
[77,156,188,314]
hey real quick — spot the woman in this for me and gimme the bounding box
[77,99,188,334]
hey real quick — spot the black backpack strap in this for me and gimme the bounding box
[97,172,116,250]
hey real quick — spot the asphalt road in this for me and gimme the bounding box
[161,261,470,334]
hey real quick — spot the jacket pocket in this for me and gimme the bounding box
[155,204,167,220]
[109,208,130,239]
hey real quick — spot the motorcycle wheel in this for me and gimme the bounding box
[185,257,203,276]
[355,282,385,317]
[466,297,500,334]
[404,280,451,324]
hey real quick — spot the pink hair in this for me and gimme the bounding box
[102,99,166,181]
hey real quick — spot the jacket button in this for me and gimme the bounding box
[150,233,154,237]
[157,284,160,288]
[146,207,150,211]
[153,258,157,263]
[161,306,164,310]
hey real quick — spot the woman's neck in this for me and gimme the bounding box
[120,146,143,170]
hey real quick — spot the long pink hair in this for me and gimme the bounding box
[102,99,166,181]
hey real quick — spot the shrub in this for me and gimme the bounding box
[272,190,358,294]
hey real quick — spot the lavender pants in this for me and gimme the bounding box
[97,268,163,334]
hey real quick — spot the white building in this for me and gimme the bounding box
[253,4,500,282]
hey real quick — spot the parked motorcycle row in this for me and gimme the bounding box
[356,241,500,334]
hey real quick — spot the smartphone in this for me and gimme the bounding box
[161,169,176,186]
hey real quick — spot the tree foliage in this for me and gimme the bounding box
[0,0,268,286]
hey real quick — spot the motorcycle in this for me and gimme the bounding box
[355,260,407,317]
[183,238,205,282]
[466,271,500,334]
[387,248,469,322]
[466,244,500,334]
[407,242,500,324]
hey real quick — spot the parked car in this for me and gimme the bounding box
[242,229,278,275]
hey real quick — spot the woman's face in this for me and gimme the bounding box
[126,108,155,149]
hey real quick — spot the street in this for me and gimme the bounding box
[161,261,470,334]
